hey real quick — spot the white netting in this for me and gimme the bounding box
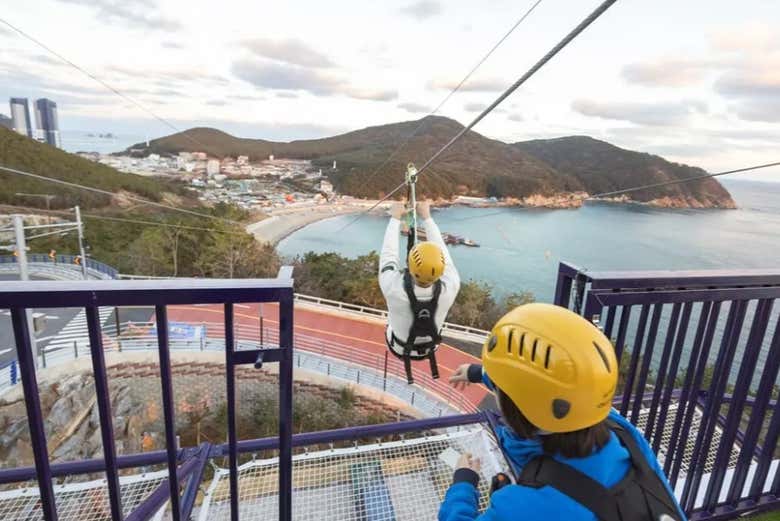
[199,427,507,521]
[0,469,168,521]
[633,402,742,474]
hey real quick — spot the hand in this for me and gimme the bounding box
[448,363,471,391]
[456,452,481,473]
[390,202,405,220]
[417,201,431,219]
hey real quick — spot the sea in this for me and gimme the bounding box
[278,179,780,304]
[60,130,146,155]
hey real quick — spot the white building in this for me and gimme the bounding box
[206,159,221,176]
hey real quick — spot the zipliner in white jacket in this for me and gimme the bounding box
[379,216,460,350]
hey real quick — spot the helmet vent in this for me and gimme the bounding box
[507,329,514,354]
[593,341,611,372]
[544,345,552,369]
[518,333,525,357]
[531,338,538,362]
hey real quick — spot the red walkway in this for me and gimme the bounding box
[167,303,488,410]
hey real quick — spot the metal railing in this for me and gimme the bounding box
[0,273,296,521]
[292,293,490,343]
[1,319,476,415]
[555,262,780,519]
[0,254,118,279]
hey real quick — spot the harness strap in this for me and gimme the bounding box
[519,456,622,521]
[607,421,681,513]
[428,349,440,379]
[402,346,414,384]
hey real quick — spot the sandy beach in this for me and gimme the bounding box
[246,202,384,245]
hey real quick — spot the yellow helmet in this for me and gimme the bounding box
[482,303,617,433]
[408,242,445,286]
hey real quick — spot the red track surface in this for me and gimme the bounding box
[167,303,488,409]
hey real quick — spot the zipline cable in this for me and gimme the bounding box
[0,17,212,153]
[338,0,619,232]
[0,165,242,225]
[357,0,545,192]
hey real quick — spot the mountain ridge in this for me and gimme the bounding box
[129,116,735,208]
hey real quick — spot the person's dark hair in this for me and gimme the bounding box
[496,388,610,459]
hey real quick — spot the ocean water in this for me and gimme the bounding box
[278,179,780,303]
[61,130,145,155]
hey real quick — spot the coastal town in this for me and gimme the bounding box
[73,150,502,244]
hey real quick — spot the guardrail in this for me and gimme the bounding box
[0,273,297,521]
[555,262,780,520]
[3,319,477,415]
[291,293,490,342]
[0,255,118,280]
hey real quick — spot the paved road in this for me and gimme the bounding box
[0,273,153,367]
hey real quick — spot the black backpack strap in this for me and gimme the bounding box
[518,456,622,521]
[607,421,681,514]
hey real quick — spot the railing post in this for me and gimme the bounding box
[278,289,294,521]
[11,308,57,520]
[224,303,239,521]
[86,306,123,520]
[41,348,47,369]
[73,341,78,359]
[383,351,388,392]
[155,305,181,521]
[114,307,121,338]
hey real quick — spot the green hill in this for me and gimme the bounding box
[0,127,193,210]
[130,116,734,208]
[514,136,735,208]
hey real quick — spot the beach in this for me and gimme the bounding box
[246,201,386,245]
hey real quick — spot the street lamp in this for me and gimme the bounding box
[15,193,57,223]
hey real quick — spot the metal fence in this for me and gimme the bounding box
[555,262,780,519]
[0,272,296,521]
[0,254,118,280]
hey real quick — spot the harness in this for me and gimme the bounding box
[387,269,442,384]
[516,421,681,521]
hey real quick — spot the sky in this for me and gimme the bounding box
[1,0,779,181]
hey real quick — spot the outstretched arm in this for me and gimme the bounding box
[419,202,460,290]
[379,203,405,295]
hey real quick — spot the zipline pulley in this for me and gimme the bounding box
[405,163,419,257]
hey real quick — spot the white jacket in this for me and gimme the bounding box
[379,217,460,346]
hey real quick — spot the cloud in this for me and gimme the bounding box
[507,112,524,122]
[230,94,265,101]
[347,88,397,101]
[398,102,431,113]
[572,99,707,126]
[241,38,335,68]
[428,77,505,92]
[710,24,779,53]
[231,60,342,95]
[55,0,181,31]
[276,92,298,99]
[399,0,442,20]
[161,41,184,49]
[621,58,717,87]
[106,65,228,86]
[732,100,780,123]
[231,59,396,101]
[464,102,486,113]
[714,70,780,99]
[206,100,227,106]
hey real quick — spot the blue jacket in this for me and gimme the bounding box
[439,378,687,521]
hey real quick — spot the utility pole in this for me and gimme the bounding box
[12,215,39,364]
[74,206,87,279]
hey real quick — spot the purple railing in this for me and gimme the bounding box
[0,272,297,521]
[555,262,780,520]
